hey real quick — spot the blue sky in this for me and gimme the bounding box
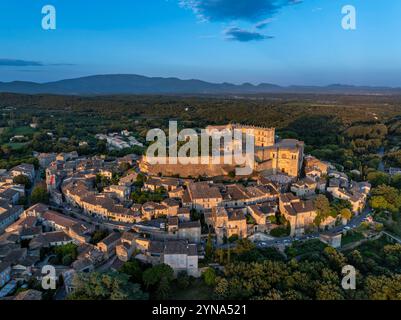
[0,0,400,86]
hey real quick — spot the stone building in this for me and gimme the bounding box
[255,139,305,178]
[96,232,121,259]
[116,231,137,262]
[140,129,304,179]
[162,240,199,277]
[290,177,317,198]
[139,240,199,277]
[221,184,278,208]
[279,193,317,237]
[182,182,223,212]
[247,204,275,226]
[209,207,247,244]
[206,123,276,148]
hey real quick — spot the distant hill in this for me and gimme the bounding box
[0,74,400,95]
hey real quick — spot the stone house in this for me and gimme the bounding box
[96,232,121,259]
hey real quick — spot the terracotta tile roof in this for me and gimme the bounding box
[42,210,78,228]
[187,182,222,200]
[42,231,72,243]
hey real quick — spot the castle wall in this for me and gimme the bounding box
[139,156,238,178]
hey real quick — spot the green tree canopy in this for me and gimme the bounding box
[68,272,148,300]
[340,208,352,221]
[142,264,174,289]
[13,174,31,188]
[31,183,49,205]
[314,195,332,226]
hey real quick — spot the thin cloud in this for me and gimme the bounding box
[255,18,275,29]
[224,27,274,42]
[0,59,75,67]
[49,63,76,66]
[0,59,43,66]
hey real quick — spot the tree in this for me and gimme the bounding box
[214,278,229,300]
[323,247,347,270]
[31,183,49,204]
[383,244,401,269]
[205,233,214,261]
[176,271,190,289]
[365,275,401,300]
[120,260,143,283]
[54,243,78,265]
[270,225,290,237]
[90,229,109,245]
[142,264,174,289]
[228,234,239,243]
[348,250,363,268]
[13,174,31,188]
[134,173,146,188]
[155,276,171,300]
[62,254,73,266]
[314,195,332,226]
[391,174,401,189]
[370,196,390,212]
[190,209,201,221]
[340,208,352,222]
[371,185,401,212]
[233,239,256,255]
[367,171,389,187]
[332,199,352,212]
[315,283,344,300]
[68,272,148,300]
[203,268,216,287]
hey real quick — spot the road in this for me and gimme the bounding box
[53,200,371,250]
[49,202,133,232]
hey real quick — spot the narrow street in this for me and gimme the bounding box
[50,203,133,232]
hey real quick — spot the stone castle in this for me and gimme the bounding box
[140,124,304,178]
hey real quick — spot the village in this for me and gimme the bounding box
[0,123,376,299]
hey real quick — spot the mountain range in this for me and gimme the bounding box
[0,74,400,95]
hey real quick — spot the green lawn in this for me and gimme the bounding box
[341,231,365,247]
[4,142,29,150]
[12,126,35,135]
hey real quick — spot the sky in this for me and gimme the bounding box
[0,0,401,86]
